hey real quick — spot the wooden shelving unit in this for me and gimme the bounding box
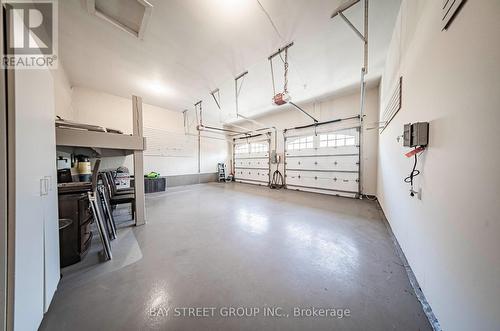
[55,96,146,226]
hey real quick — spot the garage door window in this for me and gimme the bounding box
[251,142,268,153]
[287,136,314,150]
[319,133,356,148]
[235,144,249,154]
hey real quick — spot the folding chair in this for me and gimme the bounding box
[106,171,134,195]
[101,172,135,221]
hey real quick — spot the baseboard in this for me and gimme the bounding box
[166,173,217,187]
[376,201,442,331]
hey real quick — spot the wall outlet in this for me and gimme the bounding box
[270,150,278,164]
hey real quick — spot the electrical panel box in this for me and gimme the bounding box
[270,150,278,164]
[403,122,429,147]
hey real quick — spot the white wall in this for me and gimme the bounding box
[61,86,228,176]
[229,86,379,195]
[377,1,500,330]
[53,64,76,121]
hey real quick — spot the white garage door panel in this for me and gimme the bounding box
[284,127,360,198]
[234,138,270,185]
[285,155,359,172]
[236,151,269,159]
[286,170,359,193]
[286,186,357,198]
[235,169,269,184]
[285,145,359,157]
[235,158,269,169]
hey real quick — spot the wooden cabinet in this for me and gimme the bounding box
[58,192,93,267]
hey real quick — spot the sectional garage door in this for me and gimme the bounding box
[233,137,271,186]
[284,127,360,198]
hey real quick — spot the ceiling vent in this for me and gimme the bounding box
[86,0,153,39]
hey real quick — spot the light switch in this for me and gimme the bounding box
[40,178,48,196]
[44,176,52,191]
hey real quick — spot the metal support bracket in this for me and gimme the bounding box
[268,42,294,60]
[210,88,221,110]
[194,100,202,126]
[338,12,366,43]
[235,71,249,117]
[331,0,368,72]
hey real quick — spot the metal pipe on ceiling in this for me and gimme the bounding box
[283,115,360,132]
[227,122,254,132]
[198,124,250,135]
[230,126,273,138]
[236,114,278,151]
[233,132,271,141]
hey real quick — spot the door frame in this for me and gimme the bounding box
[1,3,16,330]
[0,14,6,329]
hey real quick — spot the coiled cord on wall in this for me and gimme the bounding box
[404,148,423,196]
[270,169,284,189]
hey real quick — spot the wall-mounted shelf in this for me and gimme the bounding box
[55,96,146,226]
[56,128,146,153]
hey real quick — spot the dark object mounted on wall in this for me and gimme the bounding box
[402,122,429,197]
[403,122,429,147]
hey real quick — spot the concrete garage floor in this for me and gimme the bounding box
[40,183,431,331]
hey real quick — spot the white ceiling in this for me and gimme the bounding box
[59,0,401,121]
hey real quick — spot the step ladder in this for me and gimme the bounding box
[217,163,227,182]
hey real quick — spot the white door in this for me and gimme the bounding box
[14,66,60,330]
[233,138,270,186]
[284,127,360,198]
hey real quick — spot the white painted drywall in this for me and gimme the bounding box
[229,85,379,195]
[59,0,401,115]
[53,64,76,121]
[14,69,60,330]
[66,86,228,176]
[377,1,500,330]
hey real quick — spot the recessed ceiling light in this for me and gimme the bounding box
[216,0,251,13]
[141,80,174,96]
[86,0,153,39]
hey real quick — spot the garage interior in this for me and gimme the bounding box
[1,0,499,331]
